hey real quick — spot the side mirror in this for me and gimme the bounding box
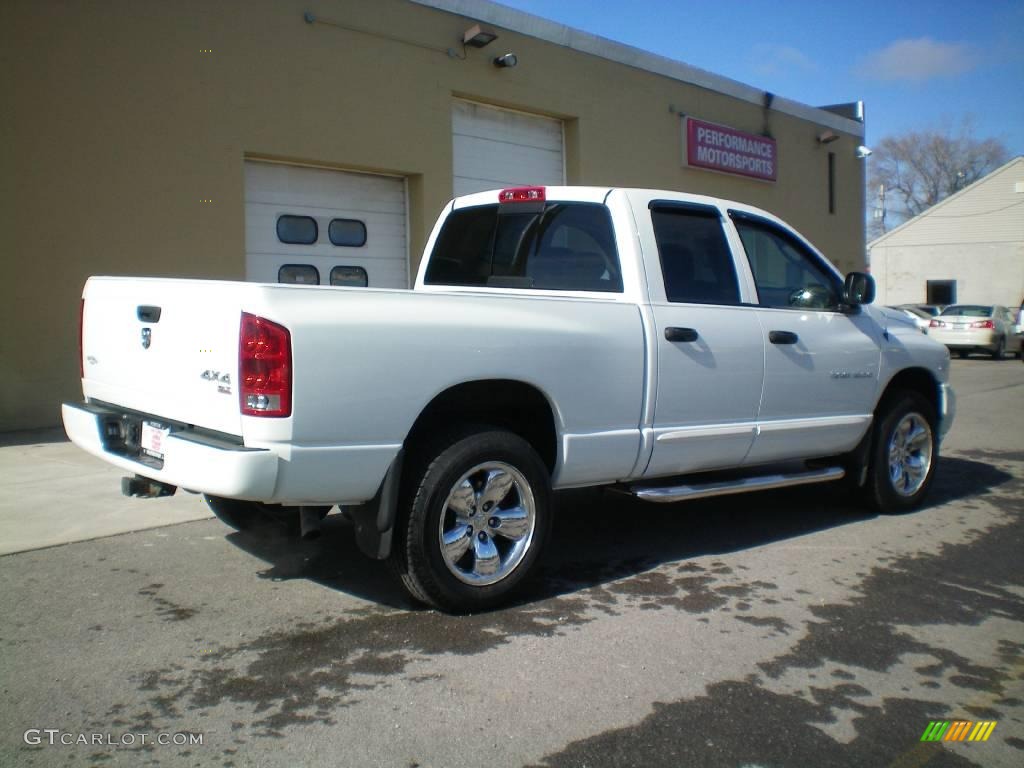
[843,272,875,306]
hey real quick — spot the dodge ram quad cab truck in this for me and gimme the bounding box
[63,186,955,612]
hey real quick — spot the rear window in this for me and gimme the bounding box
[424,203,623,292]
[940,305,992,317]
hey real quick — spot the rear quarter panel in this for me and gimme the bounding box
[243,285,647,497]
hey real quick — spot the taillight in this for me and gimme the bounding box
[239,313,292,417]
[498,186,546,203]
[929,319,942,328]
[970,319,995,329]
[78,298,85,378]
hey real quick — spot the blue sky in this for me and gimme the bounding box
[495,0,1024,155]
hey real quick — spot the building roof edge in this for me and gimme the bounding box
[410,0,866,137]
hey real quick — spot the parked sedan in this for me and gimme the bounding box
[898,303,944,318]
[928,304,1022,359]
[888,306,932,333]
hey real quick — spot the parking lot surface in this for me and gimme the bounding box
[1,358,1021,767]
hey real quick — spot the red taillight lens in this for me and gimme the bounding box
[970,319,994,329]
[239,313,292,417]
[929,319,941,328]
[498,186,546,203]
[78,298,85,378]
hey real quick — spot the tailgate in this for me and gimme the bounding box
[81,277,248,436]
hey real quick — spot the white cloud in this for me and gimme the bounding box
[750,44,817,77]
[858,38,976,82]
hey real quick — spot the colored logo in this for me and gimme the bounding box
[921,721,997,742]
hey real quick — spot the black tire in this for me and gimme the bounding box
[863,391,938,513]
[203,495,330,532]
[991,337,1006,360]
[390,428,552,613]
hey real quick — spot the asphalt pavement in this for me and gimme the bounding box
[1,358,1021,767]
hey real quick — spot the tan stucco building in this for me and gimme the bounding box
[2,0,868,432]
[869,157,1024,308]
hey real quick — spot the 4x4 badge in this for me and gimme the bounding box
[141,328,152,349]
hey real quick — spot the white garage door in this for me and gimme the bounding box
[244,161,408,288]
[452,100,564,197]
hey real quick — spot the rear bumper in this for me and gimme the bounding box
[62,402,279,500]
[929,328,998,350]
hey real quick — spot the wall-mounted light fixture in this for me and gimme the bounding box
[817,130,840,144]
[493,53,518,68]
[463,24,498,48]
[856,145,873,159]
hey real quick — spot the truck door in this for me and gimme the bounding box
[728,212,881,465]
[642,202,765,477]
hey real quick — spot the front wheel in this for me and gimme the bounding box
[864,392,938,513]
[391,429,552,612]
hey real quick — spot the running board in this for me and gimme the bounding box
[628,466,845,504]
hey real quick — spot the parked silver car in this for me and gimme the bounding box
[897,303,944,318]
[928,304,1022,359]
[888,306,932,333]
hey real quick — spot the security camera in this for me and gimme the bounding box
[493,53,518,68]
[856,145,873,159]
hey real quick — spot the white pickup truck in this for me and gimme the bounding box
[63,186,955,611]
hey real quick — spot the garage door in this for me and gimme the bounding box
[244,161,408,288]
[452,100,564,197]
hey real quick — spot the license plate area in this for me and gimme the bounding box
[141,421,170,459]
[98,412,167,469]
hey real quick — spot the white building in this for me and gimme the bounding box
[869,156,1024,307]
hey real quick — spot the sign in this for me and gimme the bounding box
[685,117,777,182]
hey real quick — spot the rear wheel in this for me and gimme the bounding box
[864,392,937,513]
[991,336,1006,360]
[391,428,551,612]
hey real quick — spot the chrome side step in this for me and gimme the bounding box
[629,466,845,504]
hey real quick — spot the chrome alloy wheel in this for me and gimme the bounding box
[438,462,536,586]
[886,412,934,497]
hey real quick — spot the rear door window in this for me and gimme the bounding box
[425,203,623,292]
[650,205,739,305]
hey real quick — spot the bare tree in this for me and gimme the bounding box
[868,119,1009,236]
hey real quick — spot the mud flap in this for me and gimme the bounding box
[348,449,404,560]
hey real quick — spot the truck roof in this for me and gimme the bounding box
[450,185,792,234]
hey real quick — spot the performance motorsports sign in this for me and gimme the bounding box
[685,118,777,182]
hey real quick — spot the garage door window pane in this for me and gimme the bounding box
[278,264,320,284]
[329,219,367,247]
[276,215,318,245]
[330,266,368,287]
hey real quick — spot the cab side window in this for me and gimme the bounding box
[733,217,840,310]
[651,205,740,305]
